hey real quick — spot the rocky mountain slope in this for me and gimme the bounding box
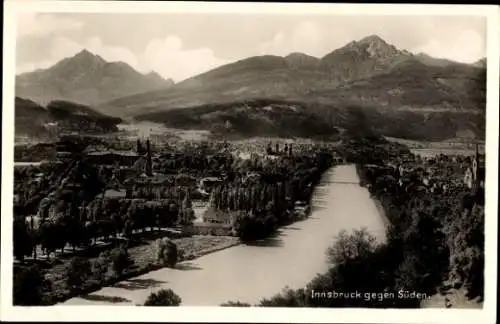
[16,50,174,106]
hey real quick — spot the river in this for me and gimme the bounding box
[63,164,386,306]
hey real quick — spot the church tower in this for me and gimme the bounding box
[146,138,153,176]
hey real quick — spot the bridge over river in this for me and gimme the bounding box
[64,164,387,306]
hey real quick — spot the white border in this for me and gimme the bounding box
[2,2,499,323]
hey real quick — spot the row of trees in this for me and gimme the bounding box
[14,194,194,262]
[124,184,206,201]
[209,150,335,240]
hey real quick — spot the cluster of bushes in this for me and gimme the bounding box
[144,289,182,306]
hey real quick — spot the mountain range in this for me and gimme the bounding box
[15,35,486,141]
[16,50,174,106]
[97,35,485,117]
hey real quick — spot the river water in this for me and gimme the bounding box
[64,164,386,306]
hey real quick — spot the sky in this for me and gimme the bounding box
[16,13,487,82]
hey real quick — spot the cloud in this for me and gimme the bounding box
[137,36,230,81]
[16,60,56,74]
[258,21,326,57]
[409,29,485,63]
[17,13,83,37]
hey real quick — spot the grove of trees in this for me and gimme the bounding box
[208,149,335,240]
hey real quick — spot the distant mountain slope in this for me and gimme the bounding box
[99,35,485,121]
[314,58,486,111]
[15,98,52,138]
[134,99,339,140]
[15,97,123,139]
[16,50,174,106]
[99,66,333,117]
[134,96,485,142]
[414,53,459,67]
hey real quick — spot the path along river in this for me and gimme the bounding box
[64,164,386,306]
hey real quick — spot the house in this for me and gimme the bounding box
[202,206,233,225]
[104,189,127,199]
[243,172,261,184]
[199,177,223,192]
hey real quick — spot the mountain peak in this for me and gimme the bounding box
[145,71,175,86]
[284,52,321,70]
[357,34,388,46]
[146,70,163,79]
[340,34,400,59]
[72,49,106,64]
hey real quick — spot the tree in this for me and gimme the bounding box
[326,229,379,265]
[65,257,92,292]
[93,251,110,282]
[66,216,84,252]
[123,217,134,238]
[13,265,51,305]
[111,246,134,277]
[157,238,178,268]
[13,216,33,262]
[144,289,182,306]
[39,220,60,260]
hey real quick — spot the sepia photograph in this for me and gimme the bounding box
[1,1,498,323]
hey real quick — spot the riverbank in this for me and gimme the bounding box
[63,164,388,306]
[30,234,240,305]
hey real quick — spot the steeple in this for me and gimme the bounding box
[146,138,153,176]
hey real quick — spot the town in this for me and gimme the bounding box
[13,129,485,308]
